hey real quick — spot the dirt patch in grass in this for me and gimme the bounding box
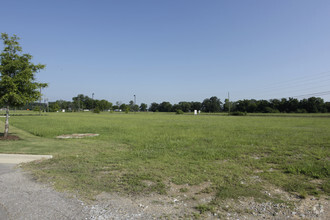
[56,133,99,139]
[0,134,20,140]
[77,184,330,219]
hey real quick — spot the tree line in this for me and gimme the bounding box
[45,94,112,112]
[33,95,330,114]
[148,96,330,113]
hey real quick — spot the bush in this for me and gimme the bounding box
[297,109,308,113]
[230,111,247,116]
[93,107,100,113]
[176,109,184,114]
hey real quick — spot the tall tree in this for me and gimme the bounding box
[190,101,202,111]
[159,101,172,112]
[178,101,191,112]
[128,100,139,112]
[0,33,47,138]
[202,96,222,112]
[72,94,88,111]
[149,102,159,112]
[139,103,147,112]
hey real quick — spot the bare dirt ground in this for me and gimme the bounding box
[0,134,20,140]
[0,163,329,219]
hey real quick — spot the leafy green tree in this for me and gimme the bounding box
[159,101,172,112]
[256,100,269,113]
[95,99,112,111]
[120,103,128,111]
[269,99,281,111]
[171,104,180,112]
[85,97,94,110]
[128,100,139,112]
[236,99,249,112]
[279,98,288,112]
[287,98,299,113]
[72,94,87,111]
[49,102,60,112]
[325,102,330,113]
[139,103,147,111]
[247,100,257,113]
[223,98,231,112]
[178,101,191,112]
[0,33,47,138]
[190,101,202,111]
[149,102,159,112]
[202,96,222,112]
[301,97,325,113]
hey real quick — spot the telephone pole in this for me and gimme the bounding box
[92,93,94,110]
[228,92,231,115]
[134,95,136,112]
[39,87,42,116]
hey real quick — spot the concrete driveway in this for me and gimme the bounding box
[0,154,53,164]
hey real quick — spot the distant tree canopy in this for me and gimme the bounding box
[19,95,330,114]
[147,96,330,113]
[234,97,328,113]
[46,94,112,112]
[147,97,213,112]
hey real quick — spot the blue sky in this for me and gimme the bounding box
[1,0,330,104]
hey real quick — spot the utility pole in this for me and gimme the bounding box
[39,87,42,116]
[44,98,49,112]
[134,95,136,112]
[78,97,80,112]
[92,93,94,110]
[228,92,231,115]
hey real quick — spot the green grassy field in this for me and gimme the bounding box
[0,112,329,210]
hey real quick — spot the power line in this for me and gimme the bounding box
[292,90,330,99]
[246,72,330,93]
[233,70,330,100]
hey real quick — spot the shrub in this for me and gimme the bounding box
[297,109,308,113]
[93,107,100,113]
[176,109,184,114]
[33,106,40,112]
[230,111,247,116]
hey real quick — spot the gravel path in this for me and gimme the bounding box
[0,164,185,219]
[0,158,329,219]
[0,164,90,220]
